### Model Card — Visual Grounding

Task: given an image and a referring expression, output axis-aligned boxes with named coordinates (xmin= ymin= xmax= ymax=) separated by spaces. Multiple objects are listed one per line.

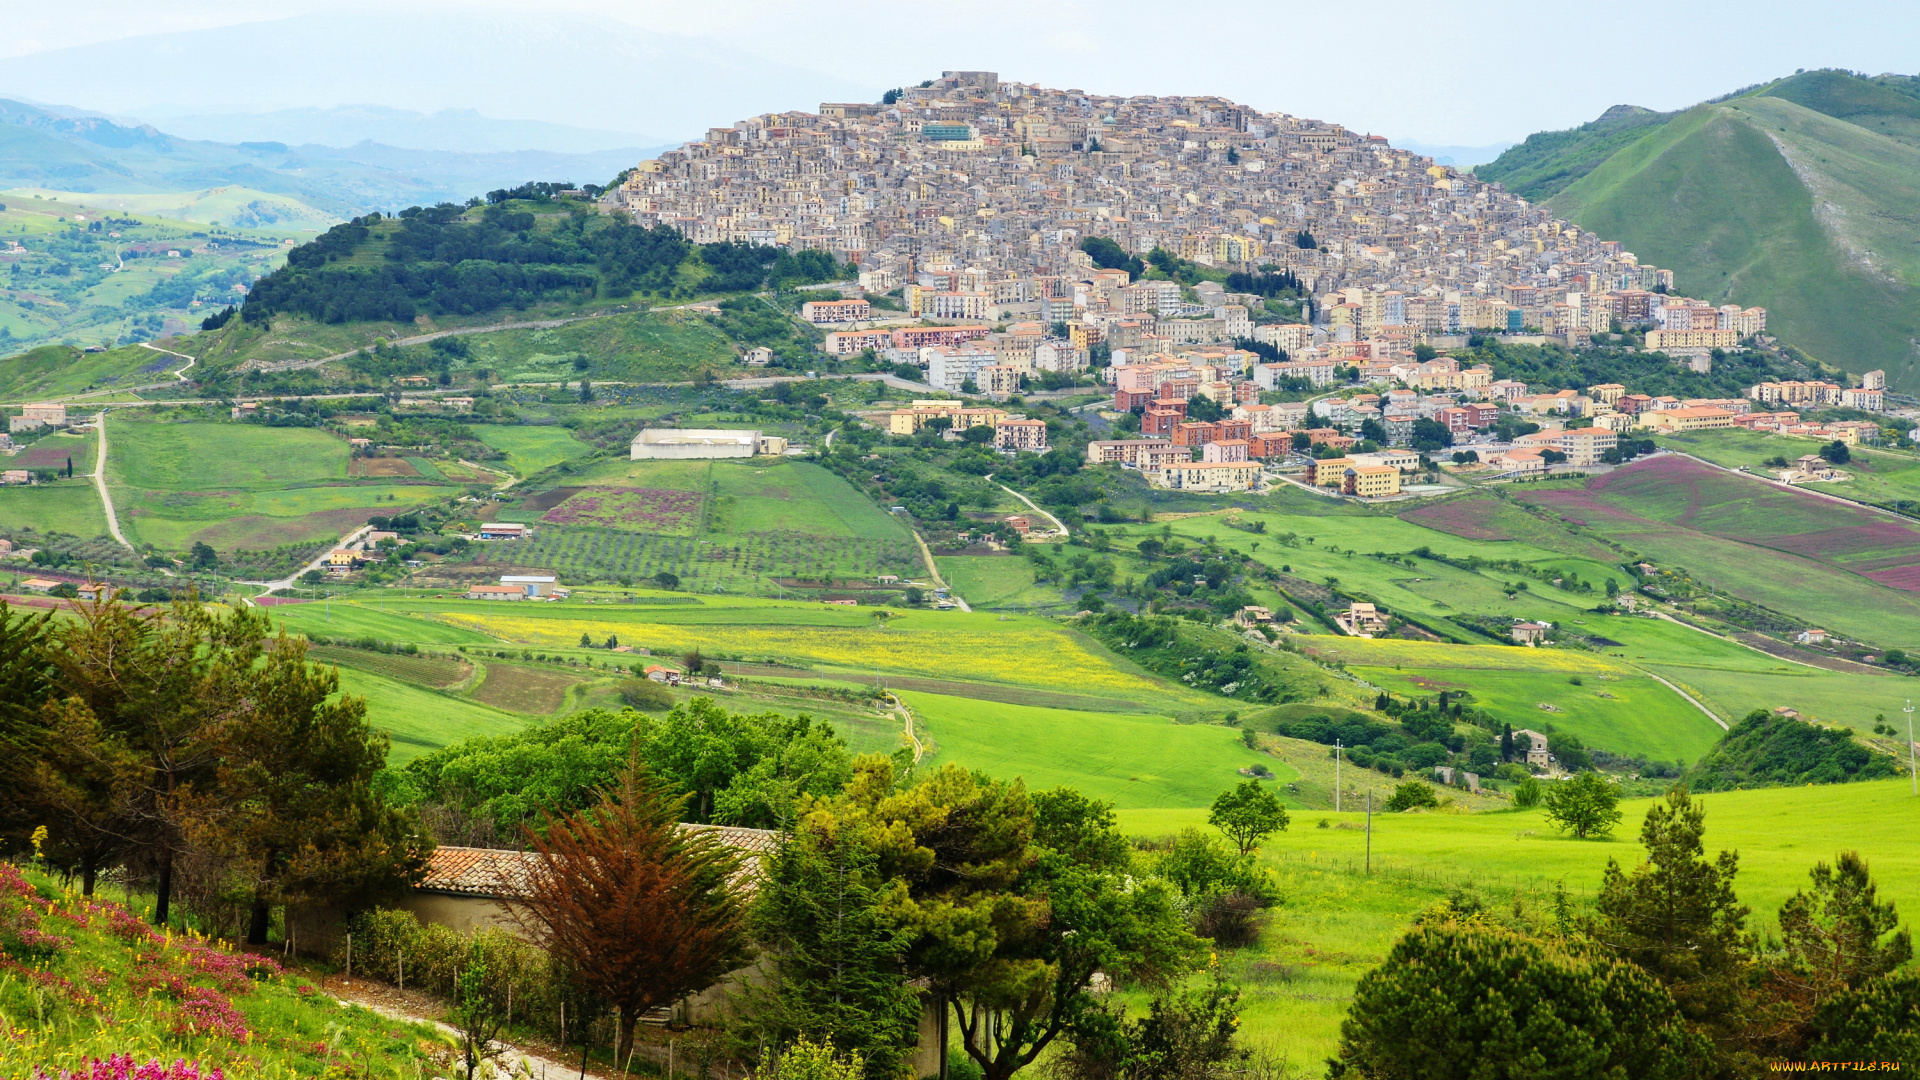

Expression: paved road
xmin=90 ymin=410 xmax=133 ymax=550
xmin=1642 ymin=670 xmax=1730 ymax=731
xmin=243 ymin=524 xmax=372 ymax=595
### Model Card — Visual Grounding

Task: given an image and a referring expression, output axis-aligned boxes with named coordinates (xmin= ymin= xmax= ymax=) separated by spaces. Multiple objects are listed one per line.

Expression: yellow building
xmin=1313 ymin=456 xmax=1357 ymax=486
xmin=1153 ymin=461 xmax=1262 ymax=492
xmin=1640 ymin=406 xmax=1735 ymax=433
xmin=1345 ymin=465 xmax=1401 ymax=497
xmin=1645 ymin=329 xmax=1741 ymax=350
xmin=887 ymin=401 xmax=1008 ymax=435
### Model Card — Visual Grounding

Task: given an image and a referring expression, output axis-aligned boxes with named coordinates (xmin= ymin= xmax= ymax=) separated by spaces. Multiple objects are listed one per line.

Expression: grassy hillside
xmin=0 ymin=192 xmax=291 ymax=357
xmin=1473 ymin=104 xmax=1673 ymax=198
xmin=1481 ymin=70 xmax=1920 ymax=389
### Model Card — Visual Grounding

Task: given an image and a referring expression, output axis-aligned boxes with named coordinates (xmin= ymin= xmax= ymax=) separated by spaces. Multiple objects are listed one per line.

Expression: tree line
xmin=0 ymin=597 xmax=424 ymax=941
xmin=240 ymin=201 xmax=852 ymax=326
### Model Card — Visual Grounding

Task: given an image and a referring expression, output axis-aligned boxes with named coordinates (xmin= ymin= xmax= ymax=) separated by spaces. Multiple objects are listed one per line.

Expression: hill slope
xmin=1479 ymin=71 xmax=1920 ymax=390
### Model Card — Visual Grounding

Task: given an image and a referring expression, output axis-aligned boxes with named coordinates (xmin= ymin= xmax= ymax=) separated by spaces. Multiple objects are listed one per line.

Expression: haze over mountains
xmin=1479 ymin=70 xmax=1920 ymax=390
xmin=0 ymin=12 xmax=871 ymax=149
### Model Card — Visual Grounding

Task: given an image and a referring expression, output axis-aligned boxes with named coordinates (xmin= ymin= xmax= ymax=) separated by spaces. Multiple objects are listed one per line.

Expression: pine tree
xmin=743 ymin=831 xmax=920 ymax=1078
xmin=1771 ymin=850 xmax=1913 ymax=1050
xmin=1592 ymin=787 xmax=1754 ymax=1060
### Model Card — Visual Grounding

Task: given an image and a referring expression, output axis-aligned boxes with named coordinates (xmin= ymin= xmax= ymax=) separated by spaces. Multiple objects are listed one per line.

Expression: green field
xmin=0 ymin=344 xmax=183 ymax=401
xmin=1659 ymin=429 xmax=1920 ymax=511
xmin=267 ymin=601 xmax=501 ymax=645
xmin=465 ymin=309 xmax=740 ymax=383
xmin=1519 ymin=457 xmax=1920 ymax=647
xmin=333 ymin=665 xmax=529 ymax=764
xmin=937 ymin=555 xmax=1065 ymax=609
xmin=907 ymin=691 xmax=1289 ymax=809
xmin=102 ymin=418 xmax=461 ymax=550
xmin=1160 ymin=507 xmax=1627 ymax=639
xmin=473 ymin=424 xmax=593 ymax=476
xmin=1120 ymin=778 xmax=1920 ymax=1064
xmin=0 ymin=480 xmax=107 ymax=538
xmin=1297 ymin=634 xmax=1727 ymax=763
xmin=110 ymin=419 xmax=348 ymax=489
xmin=708 ymin=459 xmax=910 ymax=540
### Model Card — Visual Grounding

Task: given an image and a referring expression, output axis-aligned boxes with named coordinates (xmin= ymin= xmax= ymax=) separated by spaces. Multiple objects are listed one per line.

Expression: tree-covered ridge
xmin=1687 ymin=709 xmax=1898 ymax=791
xmin=1465 ymin=339 xmax=1796 ymax=399
xmin=241 ymin=198 xmax=851 ymax=325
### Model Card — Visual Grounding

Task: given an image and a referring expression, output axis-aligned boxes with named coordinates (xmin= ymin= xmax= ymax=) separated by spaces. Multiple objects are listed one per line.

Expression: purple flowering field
xmin=541 ymin=486 xmax=706 ymax=534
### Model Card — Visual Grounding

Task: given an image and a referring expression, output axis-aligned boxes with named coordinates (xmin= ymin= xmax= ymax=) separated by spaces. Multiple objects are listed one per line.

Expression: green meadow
xmin=473 ymin=423 xmax=593 ymax=476
xmin=1120 ymin=779 xmax=1920 ymax=1065
xmin=1660 ymin=428 xmax=1920 ymax=510
xmin=0 ymin=481 xmax=108 ymax=539
xmin=708 ymin=459 xmax=910 ymax=540
xmin=333 ymin=665 xmax=529 ymax=764
xmin=906 ymin=691 xmax=1287 ymax=809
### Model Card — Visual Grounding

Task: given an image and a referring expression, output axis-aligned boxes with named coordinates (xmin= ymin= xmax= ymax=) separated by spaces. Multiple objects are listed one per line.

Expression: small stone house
xmin=1510 ymin=729 xmax=1552 ymax=769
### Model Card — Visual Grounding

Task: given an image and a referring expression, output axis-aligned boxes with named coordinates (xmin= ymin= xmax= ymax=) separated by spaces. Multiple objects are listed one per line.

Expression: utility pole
xmin=1365 ymin=789 xmax=1372 ymax=873
xmin=1335 ymin=739 xmax=1342 ymax=812
xmin=1907 ymin=699 xmax=1916 ymax=797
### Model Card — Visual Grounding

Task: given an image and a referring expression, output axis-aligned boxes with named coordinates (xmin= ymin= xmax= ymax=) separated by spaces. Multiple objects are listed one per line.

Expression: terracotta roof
xmin=418 ymin=824 xmax=781 ymax=899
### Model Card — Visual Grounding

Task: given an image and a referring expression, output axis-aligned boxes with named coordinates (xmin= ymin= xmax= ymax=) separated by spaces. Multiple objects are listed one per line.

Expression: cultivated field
xmin=332 ymin=665 xmax=529 ymax=764
xmin=1295 ymin=634 xmax=1726 ymax=762
xmin=1518 ymin=455 xmax=1920 ymax=644
xmin=906 ymin=691 xmax=1288 ymax=809
xmin=473 ymin=424 xmax=592 ymax=476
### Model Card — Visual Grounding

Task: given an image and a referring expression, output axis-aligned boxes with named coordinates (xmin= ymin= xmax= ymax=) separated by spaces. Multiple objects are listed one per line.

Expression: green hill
xmin=1478 ymin=70 xmax=1920 ymax=390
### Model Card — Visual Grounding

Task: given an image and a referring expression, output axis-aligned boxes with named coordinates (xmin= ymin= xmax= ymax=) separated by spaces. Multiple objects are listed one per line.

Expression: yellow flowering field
xmin=434 ymin=612 xmax=1164 ymax=695
xmin=1294 ymin=635 xmax=1634 ymax=676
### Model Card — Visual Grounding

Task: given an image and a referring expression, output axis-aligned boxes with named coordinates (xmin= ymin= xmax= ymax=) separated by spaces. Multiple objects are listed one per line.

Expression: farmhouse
xmin=9 ymin=403 xmax=66 ymax=434
xmin=1511 ymin=729 xmax=1552 ymax=769
xmin=1 ymin=470 xmax=29 ymax=485
xmin=1510 ymin=621 xmax=1552 ymax=646
xmin=464 ymin=585 xmax=526 ymax=601
xmin=1335 ymin=602 xmax=1389 ymax=638
xmin=477 ymin=522 xmax=530 ymax=540
xmin=19 ymin=578 xmax=62 ymax=593
xmin=629 ymin=428 xmax=788 ymax=460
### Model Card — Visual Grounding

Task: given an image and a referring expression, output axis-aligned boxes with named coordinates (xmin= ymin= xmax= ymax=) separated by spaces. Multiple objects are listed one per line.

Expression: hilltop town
xmin=592 ymin=70 xmax=1896 ymax=499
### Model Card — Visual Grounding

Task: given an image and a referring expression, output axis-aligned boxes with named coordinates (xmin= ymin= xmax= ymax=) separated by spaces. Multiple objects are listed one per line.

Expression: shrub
xmin=1512 ymin=777 xmax=1543 ymax=809
xmin=1383 ymin=781 xmax=1439 ymax=813
xmin=617 ymin=678 xmax=674 ymax=711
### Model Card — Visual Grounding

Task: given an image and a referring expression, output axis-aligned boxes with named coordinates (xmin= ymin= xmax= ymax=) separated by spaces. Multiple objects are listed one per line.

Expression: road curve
xmin=242 ymin=524 xmax=374 ymax=595
xmin=90 ymin=410 xmax=133 ymax=550
xmin=138 ymin=341 xmax=197 ymax=381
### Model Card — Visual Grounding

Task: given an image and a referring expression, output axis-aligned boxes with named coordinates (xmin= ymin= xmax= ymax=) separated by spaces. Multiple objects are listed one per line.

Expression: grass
xmin=334 ymin=665 xmax=528 ymax=764
xmin=1518 ymin=458 xmax=1920 ymax=646
xmin=472 ymin=424 xmax=592 ymax=476
xmin=102 ymin=418 xmax=460 ymax=550
xmin=269 ymin=601 xmax=501 ymax=645
xmin=905 ymin=691 xmax=1290 ymax=809
xmin=1158 ymin=509 xmax=1629 ymax=639
xmin=936 ymin=555 xmax=1065 ymax=609
xmin=1659 ymin=429 xmax=1920 ymax=512
xmin=1296 ymin=635 xmax=1727 ymax=762
xmin=305 ymin=644 xmax=472 ymax=688
xmin=0 ymin=343 xmax=182 ymax=401
xmin=1121 ymin=778 xmax=1920 ymax=1066
xmin=462 ymin=308 xmax=740 ymax=383
xmin=110 ymin=420 xmax=348 ymax=489
xmin=707 ymin=459 xmax=910 ymax=540
xmin=0 ymin=480 xmax=108 ymax=538
xmin=1551 ymin=93 xmax=1920 ymax=389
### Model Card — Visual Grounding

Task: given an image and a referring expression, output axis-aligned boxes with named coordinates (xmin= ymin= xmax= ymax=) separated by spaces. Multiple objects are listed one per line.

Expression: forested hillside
xmin=1477 ymin=70 xmax=1920 ymax=390
xmin=240 ymin=189 xmax=850 ymax=325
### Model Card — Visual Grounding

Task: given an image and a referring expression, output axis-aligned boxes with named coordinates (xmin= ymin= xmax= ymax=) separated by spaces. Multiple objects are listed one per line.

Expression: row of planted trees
xmin=0 ymin=596 xmax=425 ymax=939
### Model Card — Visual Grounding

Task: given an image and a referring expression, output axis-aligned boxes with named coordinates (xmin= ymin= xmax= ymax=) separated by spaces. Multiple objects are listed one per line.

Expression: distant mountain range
xmin=131 ymin=105 xmax=662 ymax=156
xmin=1478 ymin=70 xmax=1920 ymax=391
xmin=0 ymin=12 xmax=871 ymax=149
xmin=0 ymin=98 xmax=667 ymax=224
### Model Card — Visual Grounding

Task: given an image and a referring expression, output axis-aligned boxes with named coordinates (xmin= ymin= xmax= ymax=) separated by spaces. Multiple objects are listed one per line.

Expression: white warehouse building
xmin=630 ymin=428 xmax=789 ymax=460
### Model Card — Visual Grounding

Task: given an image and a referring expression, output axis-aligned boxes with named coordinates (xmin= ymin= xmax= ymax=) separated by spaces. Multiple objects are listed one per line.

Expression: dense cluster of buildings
xmin=607 ymin=70 xmax=1894 ymax=497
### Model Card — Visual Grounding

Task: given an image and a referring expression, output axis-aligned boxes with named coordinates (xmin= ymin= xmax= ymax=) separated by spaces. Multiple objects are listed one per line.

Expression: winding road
xmin=90 ymin=410 xmax=133 ymax=551
xmin=138 ymin=341 xmax=196 ymax=381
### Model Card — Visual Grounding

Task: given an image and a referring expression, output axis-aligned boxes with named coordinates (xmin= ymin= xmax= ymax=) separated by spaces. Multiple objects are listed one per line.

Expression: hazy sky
xmin=6 ymin=0 xmax=1918 ymax=145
